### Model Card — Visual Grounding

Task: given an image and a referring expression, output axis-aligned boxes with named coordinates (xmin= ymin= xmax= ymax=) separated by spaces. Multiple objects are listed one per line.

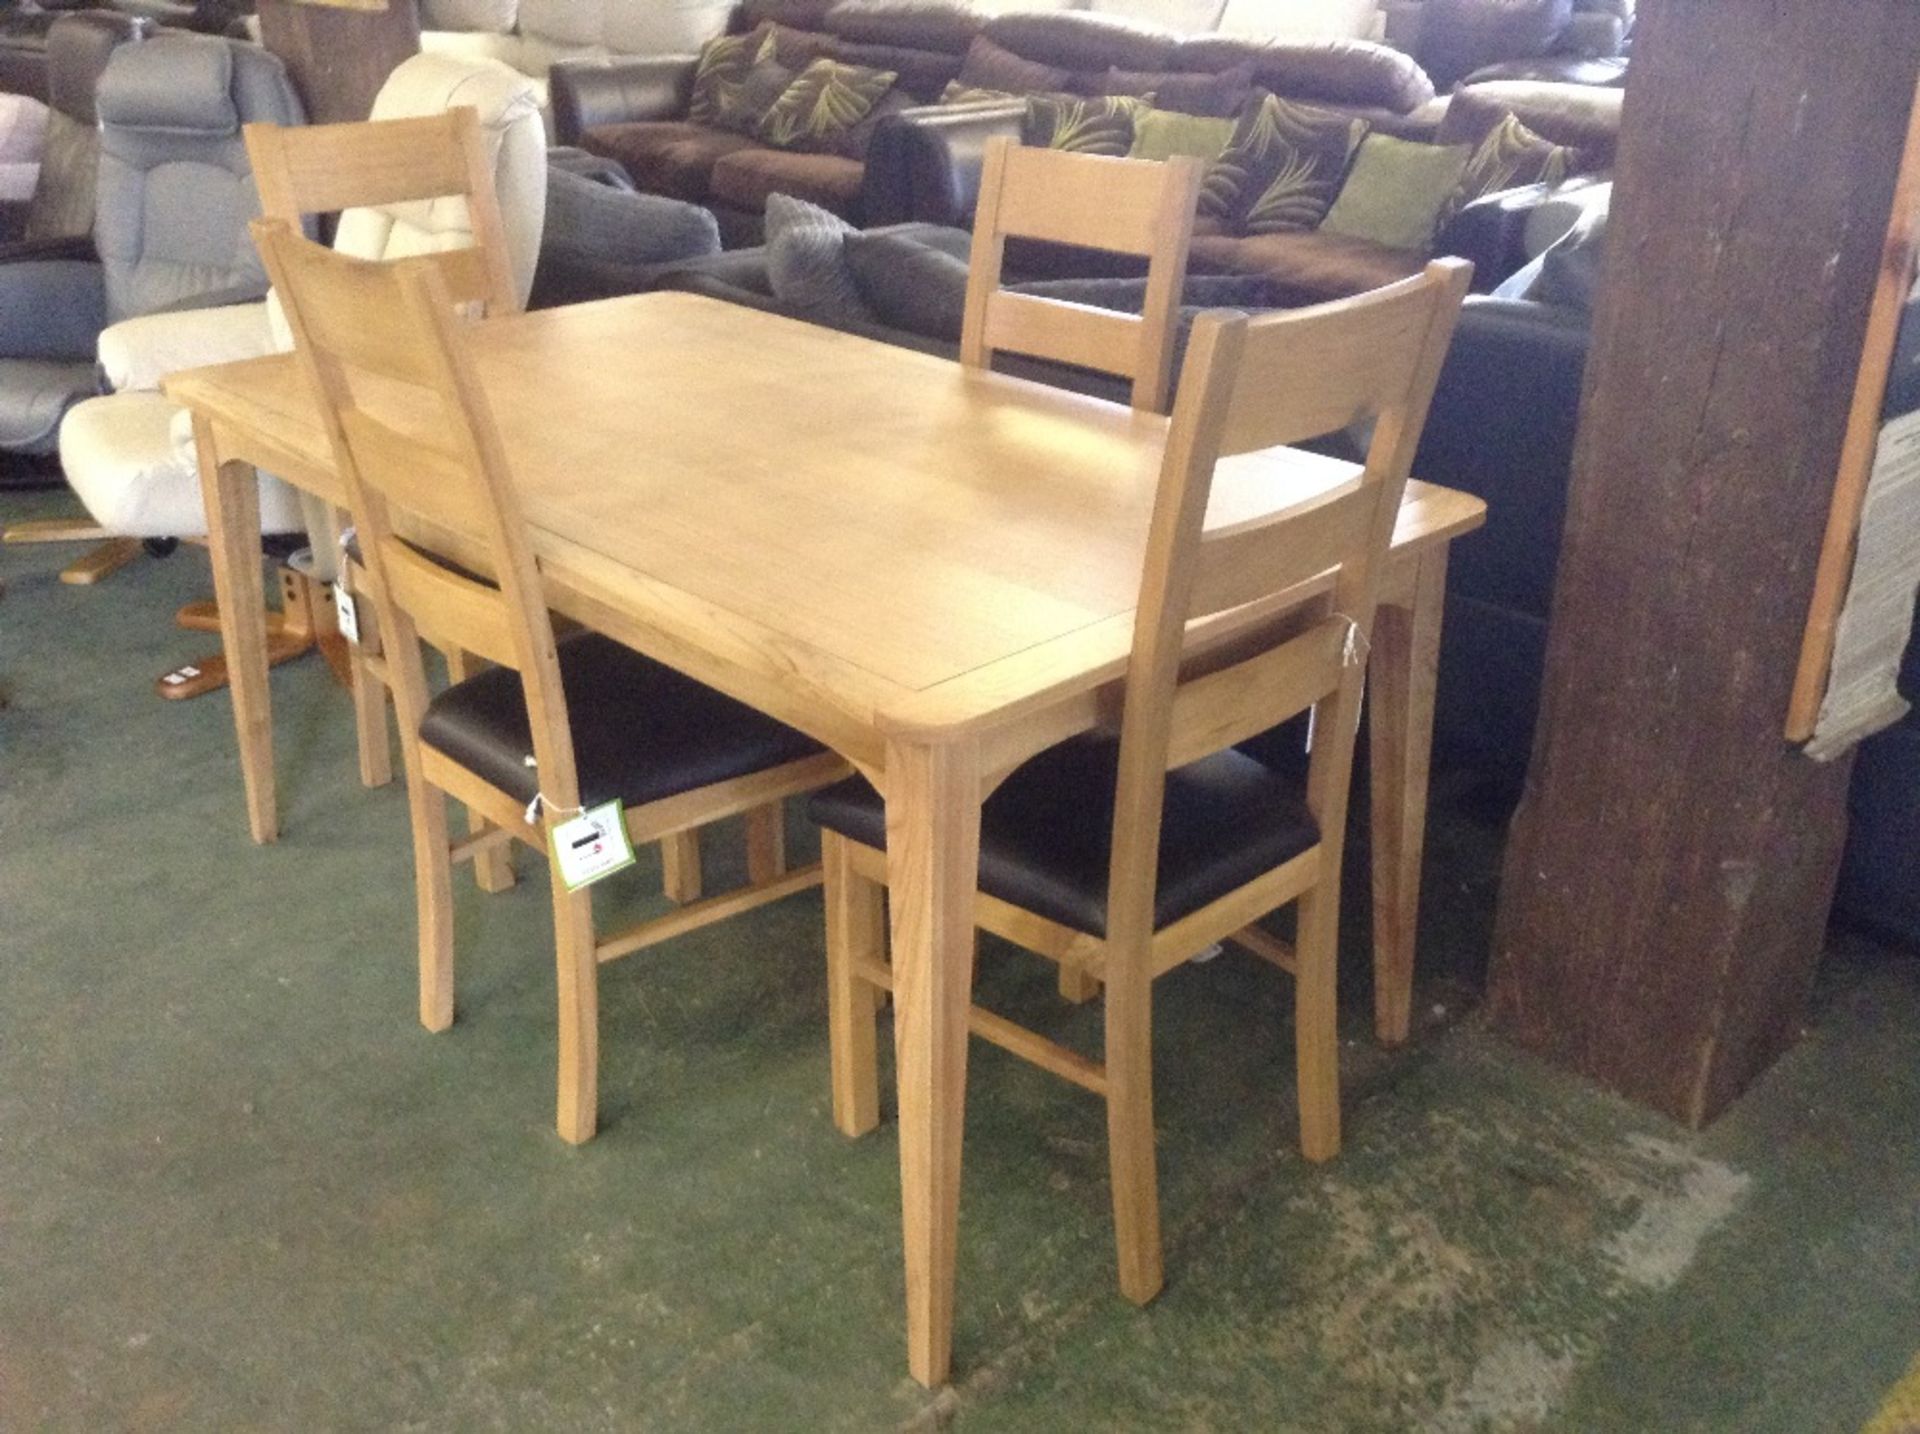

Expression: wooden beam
xmin=255 ymin=0 xmax=419 ymax=126
xmin=1488 ymin=0 xmax=1920 ymax=1126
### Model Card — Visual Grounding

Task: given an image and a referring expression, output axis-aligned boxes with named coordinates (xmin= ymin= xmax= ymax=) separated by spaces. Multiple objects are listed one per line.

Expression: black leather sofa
xmin=1413 ymin=283 xmax=1920 ymax=950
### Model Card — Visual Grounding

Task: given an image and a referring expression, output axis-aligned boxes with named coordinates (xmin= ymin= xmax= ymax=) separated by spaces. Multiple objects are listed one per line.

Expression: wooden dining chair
xmin=254 ymin=218 xmax=851 ymax=1144
xmin=244 ymin=107 xmax=525 ymax=891
xmin=244 ymin=107 xmax=734 ymax=906
xmin=960 ymin=136 xmax=1204 ymax=414
xmin=812 ymin=258 xmax=1472 ymax=1304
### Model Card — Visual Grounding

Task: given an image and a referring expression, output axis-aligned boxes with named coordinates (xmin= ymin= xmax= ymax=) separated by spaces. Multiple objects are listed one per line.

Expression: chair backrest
xmin=253 ymin=218 xmax=584 ymax=812
xmin=1103 ymin=258 xmax=1472 ymax=944
xmin=960 ymin=137 xmax=1203 ymax=414
xmin=24 ymin=11 xmax=146 ymax=244
xmin=92 ymin=33 xmax=305 ymax=323
xmin=245 ymin=99 xmax=524 ymax=323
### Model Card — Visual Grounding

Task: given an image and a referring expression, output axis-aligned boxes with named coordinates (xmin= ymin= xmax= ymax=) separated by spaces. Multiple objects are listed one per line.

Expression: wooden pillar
xmin=1487 ymin=0 xmax=1920 ymax=1126
xmin=255 ymin=0 xmax=420 ymax=125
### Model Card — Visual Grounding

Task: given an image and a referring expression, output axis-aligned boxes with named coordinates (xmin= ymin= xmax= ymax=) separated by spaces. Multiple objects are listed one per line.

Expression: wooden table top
xmin=167 ymin=292 xmax=1484 ymax=744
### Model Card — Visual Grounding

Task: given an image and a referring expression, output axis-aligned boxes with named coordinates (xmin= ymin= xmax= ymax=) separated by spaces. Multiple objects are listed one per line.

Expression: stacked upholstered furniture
xmin=1380 ymin=0 xmax=1633 ymax=90
xmin=554 ymin=0 xmax=1444 ymax=245
xmin=420 ymin=0 xmax=735 ymax=115
xmin=1409 ymin=186 xmax=1920 ymax=951
xmin=871 ymin=68 xmax=1618 ymax=302
xmin=58 ymin=50 xmax=549 ymax=550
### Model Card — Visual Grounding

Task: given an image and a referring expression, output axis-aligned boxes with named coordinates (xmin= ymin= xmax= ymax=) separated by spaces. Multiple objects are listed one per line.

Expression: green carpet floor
xmin=4 ymin=485 xmax=1918 ymax=1431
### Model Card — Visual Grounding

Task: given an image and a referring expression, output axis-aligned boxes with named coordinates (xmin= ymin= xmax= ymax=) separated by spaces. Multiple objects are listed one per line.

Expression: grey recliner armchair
xmin=0 ymin=10 xmax=145 ymax=469
xmin=0 ymin=30 xmax=305 ymax=576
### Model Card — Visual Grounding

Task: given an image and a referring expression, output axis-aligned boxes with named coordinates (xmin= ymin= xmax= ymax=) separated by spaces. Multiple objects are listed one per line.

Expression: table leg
xmin=194 ymin=418 xmax=277 ymax=844
xmin=1367 ymin=545 xmax=1447 ymax=1046
xmin=885 ymin=735 xmax=981 ymax=1389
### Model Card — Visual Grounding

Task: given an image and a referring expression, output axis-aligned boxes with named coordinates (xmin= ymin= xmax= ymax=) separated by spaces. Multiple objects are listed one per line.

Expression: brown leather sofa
xmin=872 ymin=73 xmax=1618 ymax=303
xmin=552 ymin=0 xmax=1437 ymax=245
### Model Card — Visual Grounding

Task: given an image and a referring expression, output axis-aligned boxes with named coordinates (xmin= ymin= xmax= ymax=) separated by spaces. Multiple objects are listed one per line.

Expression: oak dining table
xmin=164 ymin=290 xmax=1484 ymax=1387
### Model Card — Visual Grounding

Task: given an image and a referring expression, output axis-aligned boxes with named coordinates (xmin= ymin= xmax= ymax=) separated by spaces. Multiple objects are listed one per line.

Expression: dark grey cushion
xmin=0 ymin=257 xmax=105 ymax=361
xmin=845 ymin=228 xmax=971 ymax=340
xmin=1495 ymin=196 xmax=1608 ymax=313
xmin=542 ymin=166 xmax=721 ymax=268
xmin=763 ymin=192 xmax=875 ymax=325
xmin=0 ymin=358 xmax=98 ymax=453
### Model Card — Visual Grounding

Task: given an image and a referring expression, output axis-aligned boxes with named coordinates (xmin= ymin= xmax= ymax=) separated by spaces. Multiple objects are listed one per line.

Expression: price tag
xmin=332 ymin=581 xmax=361 ymax=646
xmin=551 ymin=800 xmax=635 ymax=891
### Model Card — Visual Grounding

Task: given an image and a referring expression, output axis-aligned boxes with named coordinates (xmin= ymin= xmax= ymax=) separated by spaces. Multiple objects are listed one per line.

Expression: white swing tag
xmin=551 ymin=800 xmax=635 ymax=891
xmin=332 ymin=581 xmax=361 ymax=646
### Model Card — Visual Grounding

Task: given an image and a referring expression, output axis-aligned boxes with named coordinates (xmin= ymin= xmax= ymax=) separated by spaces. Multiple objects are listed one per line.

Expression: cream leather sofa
xmin=58 ymin=52 xmax=547 ymax=548
xmin=967 ymin=0 xmax=1381 ymax=39
xmin=421 ymin=0 xmax=736 ymax=117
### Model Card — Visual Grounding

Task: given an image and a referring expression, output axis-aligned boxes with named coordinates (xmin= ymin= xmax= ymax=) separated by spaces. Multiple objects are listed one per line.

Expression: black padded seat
xmin=809 ymin=735 xmax=1320 ymax=939
xmin=420 ymin=631 xmax=824 ymax=810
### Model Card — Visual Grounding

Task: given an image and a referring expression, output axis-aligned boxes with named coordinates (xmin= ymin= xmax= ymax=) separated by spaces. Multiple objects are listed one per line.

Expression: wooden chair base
xmin=156 ymin=566 xmax=349 ymax=702
xmin=1 ymin=520 xmax=143 ymax=586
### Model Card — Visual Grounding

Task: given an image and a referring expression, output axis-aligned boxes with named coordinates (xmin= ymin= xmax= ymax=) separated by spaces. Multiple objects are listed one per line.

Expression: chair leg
xmin=349 ymin=643 xmax=392 ymax=789
xmin=1104 ymin=941 xmax=1163 ymax=1305
xmin=661 ymin=830 xmax=703 ymax=904
xmin=746 ymin=801 xmax=786 ymax=883
xmin=1293 ymin=884 xmax=1343 ymax=1163
xmin=405 ymin=774 xmax=456 ymax=1034
xmin=549 ymin=865 xmax=600 ymax=1145
xmin=442 ymin=646 xmax=515 ymax=893
xmin=823 ymin=834 xmax=884 ymax=1137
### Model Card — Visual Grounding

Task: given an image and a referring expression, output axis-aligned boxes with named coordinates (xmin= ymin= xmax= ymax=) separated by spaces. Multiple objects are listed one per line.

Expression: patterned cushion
xmin=762 ymin=192 xmax=875 ymax=324
xmin=688 ymin=25 xmax=768 ymax=125
xmin=1021 ymin=93 xmax=1149 ymax=157
xmin=1201 ymin=91 xmax=1368 ymax=237
xmin=758 ymin=58 xmax=898 ymax=150
xmin=1452 ymin=112 xmax=1575 ymax=210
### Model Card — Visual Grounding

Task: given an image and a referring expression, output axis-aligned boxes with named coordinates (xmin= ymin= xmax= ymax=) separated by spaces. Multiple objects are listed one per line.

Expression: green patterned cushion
xmin=1321 ymin=135 xmax=1473 ymax=253
xmin=1452 ymin=111 xmax=1575 ymax=209
xmin=1021 ymin=94 xmax=1150 ymax=158
xmin=1201 ymin=92 xmax=1369 ymax=236
xmin=709 ymin=31 xmax=797 ymax=135
xmin=688 ymin=26 xmax=767 ymax=126
xmin=759 ymin=59 xmax=898 ymax=150
xmin=1129 ymin=109 xmax=1235 ymax=165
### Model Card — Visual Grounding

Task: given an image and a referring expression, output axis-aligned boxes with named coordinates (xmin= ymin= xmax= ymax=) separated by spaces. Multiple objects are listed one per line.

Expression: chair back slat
xmin=254 ymin=217 xmax=582 ymax=808
xmin=989 ymin=143 xmax=1181 ymax=255
xmin=245 ymin=107 xmax=519 ymax=316
xmin=1162 ymin=616 xmax=1348 ymax=771
xmin=1214 ymin=271 xmax=1447 ymax=457
xmin=983 ymin=293 xmax=1149 ymax=384
xmin=961 ymin=138 xmax=1202 ymax=412
xmin=252 ymin=111 xmax=474 ymax=218
xmin=336 ymin=406 xmax=488 ymax=538
xmin=1186 ymin=479 xmax=1376 ymax=621
xmin=376 ymin=537 xmax=521 ymax=669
